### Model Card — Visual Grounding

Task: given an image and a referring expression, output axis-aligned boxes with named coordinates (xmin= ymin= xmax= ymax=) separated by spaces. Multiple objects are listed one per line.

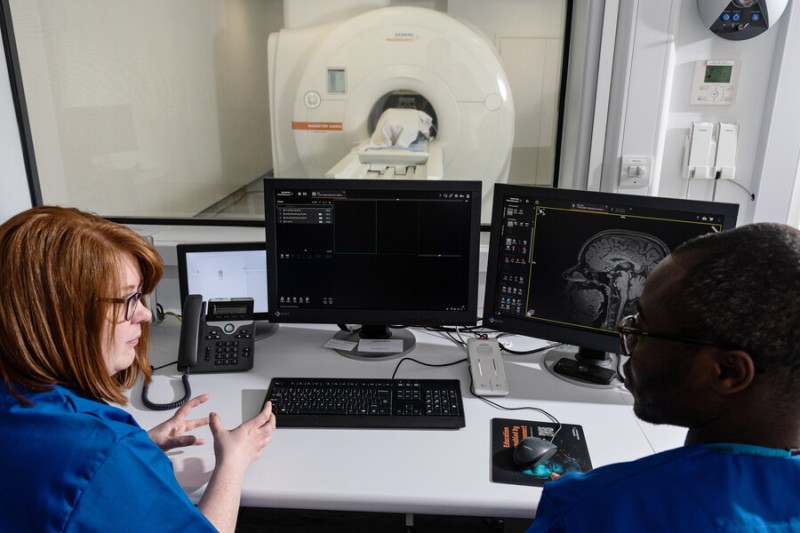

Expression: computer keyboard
xmin=264 ymin=377 xmax=465 ymax=429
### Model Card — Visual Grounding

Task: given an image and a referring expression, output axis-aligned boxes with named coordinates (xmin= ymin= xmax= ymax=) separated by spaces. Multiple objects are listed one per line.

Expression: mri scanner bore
xmin=268 ymin=6 xmax=515 ymax=223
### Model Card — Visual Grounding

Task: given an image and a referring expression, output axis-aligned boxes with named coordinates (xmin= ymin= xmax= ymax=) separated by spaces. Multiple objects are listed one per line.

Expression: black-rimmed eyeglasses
xmin=100 ymin=291 xmax=143 ymax=321
xmin=616 ymin=314 xmax=765 ymax=373
xmin=616 ymin=313 xmax=734 ymax=357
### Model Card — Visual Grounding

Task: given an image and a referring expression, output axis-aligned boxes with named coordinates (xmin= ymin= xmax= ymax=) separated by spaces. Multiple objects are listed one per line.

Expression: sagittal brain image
xmin=561 ymin=230 xmax=669 ymax=329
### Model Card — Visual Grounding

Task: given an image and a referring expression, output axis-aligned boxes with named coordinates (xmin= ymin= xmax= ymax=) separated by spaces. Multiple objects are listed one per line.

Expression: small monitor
xmin=177 ymin=242 xmax=277 ymax=337
xmin=264 ymin=178 xmax=482 ymax=358
xmin=483 ymin=184 xmax=739 ymax=387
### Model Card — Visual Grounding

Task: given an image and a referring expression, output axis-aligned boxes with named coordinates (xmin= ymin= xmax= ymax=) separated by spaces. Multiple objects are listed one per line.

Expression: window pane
xmin=8 ymin=0 xmax=567 ymax=223
xmin=9 ymin=0 xmax=278 ymax=219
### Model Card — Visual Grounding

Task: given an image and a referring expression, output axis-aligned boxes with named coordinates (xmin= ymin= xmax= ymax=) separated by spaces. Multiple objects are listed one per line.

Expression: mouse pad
xmin=491 ymin=418 xmax=592 ymax=487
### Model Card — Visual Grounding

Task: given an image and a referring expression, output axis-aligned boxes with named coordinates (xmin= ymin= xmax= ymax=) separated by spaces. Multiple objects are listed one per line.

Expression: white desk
xmin=123 ymin=322 xmax=685 ymax=519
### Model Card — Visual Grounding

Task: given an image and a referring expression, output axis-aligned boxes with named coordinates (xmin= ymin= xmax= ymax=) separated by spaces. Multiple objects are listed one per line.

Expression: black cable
xmin=390 ymin=349 xmax=563 ymax=443
xmin=141 ymin=363 xmax=192 ymax=411
xmin=500 ymin=341 xmax=563 ymax=356
xmin=466 ymin=358 xmax=562 ymax=442
xmin=151 ymin=360 xmax=179 ymax=371
xmin=423 ymin=323 xmax=486 ymax=334
xmin=713 ymin=170 xmax=756 ymax=201
xmin=391 ymin=356 xmax=468 ymax=380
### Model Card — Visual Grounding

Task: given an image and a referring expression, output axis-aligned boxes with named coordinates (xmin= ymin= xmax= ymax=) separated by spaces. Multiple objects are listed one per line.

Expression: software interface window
xmin=494 ymin=195 xmax=728 ymax=336
xmin=270 ymin=183 xmax=477 ymax=319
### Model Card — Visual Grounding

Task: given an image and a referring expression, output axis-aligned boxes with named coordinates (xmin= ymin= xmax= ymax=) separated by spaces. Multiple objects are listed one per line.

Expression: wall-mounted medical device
xmin=683 ymin=121 xmax=739 ymax=180
xmin=697 ymin=0 xmax=789 ymax=40
xmin=691 ymin=59 xmax=740 ymax=105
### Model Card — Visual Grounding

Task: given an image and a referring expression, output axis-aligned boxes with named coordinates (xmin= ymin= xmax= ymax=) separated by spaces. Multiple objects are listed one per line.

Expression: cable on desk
xmin=418 ymin=326 xmax=468 ymax=348
xmin=162 ymin=310 xmax=182 ymax=322
xmin=424 ymin=321 xmax=487 ymax=333
xmin=427 ymin=325 xmax=563 ymax=356
xmin=151 ymin=360 xmax=179 ymax=372
xmin=141 ymin=364 xmax=192 ymax=411
xmin=422 ymin=323 xmax=489 ymax=342
xmin=499 ymin=340 xmax=564 ymax=356
xmin=391 ymin=356 xmax=468 ymax=380
xmin=466 ymin=364 xmax=562 ymax=443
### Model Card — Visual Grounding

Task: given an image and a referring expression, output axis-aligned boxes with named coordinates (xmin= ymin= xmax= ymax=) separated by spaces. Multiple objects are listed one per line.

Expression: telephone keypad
xmin=203 ymin=326 xmax=253 ymax=366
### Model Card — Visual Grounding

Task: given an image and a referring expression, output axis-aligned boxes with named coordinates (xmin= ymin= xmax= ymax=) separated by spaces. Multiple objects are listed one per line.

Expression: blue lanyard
xmin=707 ymin=443 xmax=799 ymax=458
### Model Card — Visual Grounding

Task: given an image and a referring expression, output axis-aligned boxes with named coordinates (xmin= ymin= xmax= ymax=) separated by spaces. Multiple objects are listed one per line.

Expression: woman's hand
xmin=209 ymin=401 xmax=276 ymax=473
xmin=198 ymin=402 xmax=276 ymax=533
xmin=147 ymin=394 xmax=210 ymax=451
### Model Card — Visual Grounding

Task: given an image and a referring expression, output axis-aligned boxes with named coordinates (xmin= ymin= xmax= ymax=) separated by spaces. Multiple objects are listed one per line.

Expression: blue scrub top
xmin=0 ymin=382 xmax=217 ymax=532
xmin=526 ymin=443 xmax=800 ymax=532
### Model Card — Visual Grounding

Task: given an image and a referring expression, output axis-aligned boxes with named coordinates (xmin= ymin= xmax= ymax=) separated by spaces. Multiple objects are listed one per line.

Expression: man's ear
xmin=708 ymin=349 xmax=756 ymax=394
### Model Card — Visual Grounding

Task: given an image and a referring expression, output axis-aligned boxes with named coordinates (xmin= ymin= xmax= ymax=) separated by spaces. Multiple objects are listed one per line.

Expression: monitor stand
xmin=542 ymin=346 xmax=624 ymax=389
xmin=331 ymin=325 xmax=416 ymax=360
xmin=254 ymin=321 xmax=279 ymax=341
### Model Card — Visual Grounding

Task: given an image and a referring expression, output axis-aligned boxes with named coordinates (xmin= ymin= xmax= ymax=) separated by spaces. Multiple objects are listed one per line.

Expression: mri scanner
xmin=267 ymin=6 xmax=515 ymax=222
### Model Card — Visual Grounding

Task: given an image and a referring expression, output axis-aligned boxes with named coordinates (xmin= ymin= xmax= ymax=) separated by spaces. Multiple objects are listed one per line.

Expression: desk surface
xmin=123 ymin=321 xmax=685 ymax=519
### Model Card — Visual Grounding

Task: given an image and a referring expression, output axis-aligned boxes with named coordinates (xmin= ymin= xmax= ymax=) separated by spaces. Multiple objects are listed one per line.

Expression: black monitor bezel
xmin=176 ymin=241 xmax=269 ymax=322
xmin=264 ymin=177 xmax=482 ymax=328
xmin=482 ymin=183 xmax=740 ymax=355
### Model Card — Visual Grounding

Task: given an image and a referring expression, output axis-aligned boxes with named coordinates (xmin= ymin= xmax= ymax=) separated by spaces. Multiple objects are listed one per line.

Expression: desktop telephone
xmin=142 ymin=295 xmax=255 ymax=410
xmin=177 ymin=294 xmax=256 ymax=373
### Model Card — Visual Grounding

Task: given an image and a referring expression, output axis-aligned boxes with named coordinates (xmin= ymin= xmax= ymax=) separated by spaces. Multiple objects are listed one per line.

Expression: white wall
xmin=750 ymin=1 xmax=800 ymax=225
xmin=606 ymin=0 xmax=800 ymax=227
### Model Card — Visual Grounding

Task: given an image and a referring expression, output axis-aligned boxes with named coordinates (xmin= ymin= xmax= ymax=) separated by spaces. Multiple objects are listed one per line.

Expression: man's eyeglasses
xmin=101 ymin=291 xmax=143 ymax=321
xmin=616 ymin=314 xmax=765 ymax=373
xmin=616 ymin=313 xmax=734 ymax=357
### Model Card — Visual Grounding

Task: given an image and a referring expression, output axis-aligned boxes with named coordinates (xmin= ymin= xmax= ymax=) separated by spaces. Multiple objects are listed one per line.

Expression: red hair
xmin=0 ymin=206 xmax=163 ymax=405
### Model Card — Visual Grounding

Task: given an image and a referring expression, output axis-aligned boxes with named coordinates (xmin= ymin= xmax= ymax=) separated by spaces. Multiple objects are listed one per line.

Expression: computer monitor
xmin=264 ymin=178 xmax=482 ymax=358
xmin=483 ymin=183 xmax=739 ymax=387
xmin=176 ymin=241 xmax=278 ymax=338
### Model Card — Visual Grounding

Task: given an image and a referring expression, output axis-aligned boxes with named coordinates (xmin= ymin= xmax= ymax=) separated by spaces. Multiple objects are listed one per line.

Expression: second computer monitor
xmin=177 ymin=241 xmax=277 ymax=337
xmin=264 ymin=178 xmax=482 ymax=358
xmin=483 ymin=183 xmax=739 ymax=384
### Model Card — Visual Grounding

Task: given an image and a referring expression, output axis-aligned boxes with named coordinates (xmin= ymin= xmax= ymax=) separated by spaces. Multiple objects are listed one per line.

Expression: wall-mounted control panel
xmin=691 ymin=59 xmax=740 ymax=106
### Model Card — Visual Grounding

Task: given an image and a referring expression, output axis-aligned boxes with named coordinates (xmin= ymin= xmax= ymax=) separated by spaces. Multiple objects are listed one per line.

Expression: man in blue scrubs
xmin=528 ymin=222 xmax=800 ymax=532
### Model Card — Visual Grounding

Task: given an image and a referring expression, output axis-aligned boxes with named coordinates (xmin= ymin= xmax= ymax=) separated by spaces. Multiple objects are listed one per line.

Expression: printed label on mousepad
xmin=491 ymin=418 xmax=592 ymax=487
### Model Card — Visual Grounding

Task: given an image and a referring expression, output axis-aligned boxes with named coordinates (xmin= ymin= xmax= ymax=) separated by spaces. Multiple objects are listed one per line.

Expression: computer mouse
xmin=513 ymin=437 xmax=558 ymax=469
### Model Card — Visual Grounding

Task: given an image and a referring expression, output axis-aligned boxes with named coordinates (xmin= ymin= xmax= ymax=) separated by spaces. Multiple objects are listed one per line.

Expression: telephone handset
xmin=141 ymin=294 xmax=256 ymax=410
xmin=176 ymin=293 xmax=204 ymax=372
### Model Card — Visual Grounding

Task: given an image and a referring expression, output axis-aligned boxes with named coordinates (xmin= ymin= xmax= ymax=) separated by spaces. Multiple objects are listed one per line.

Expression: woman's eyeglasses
xmin=100 ymin=291 xmax=143 ymax=321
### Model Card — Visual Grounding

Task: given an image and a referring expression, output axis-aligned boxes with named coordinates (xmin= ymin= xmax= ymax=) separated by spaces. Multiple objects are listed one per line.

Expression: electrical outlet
xmin=620 ymin=155 xmax=652 ymax=187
